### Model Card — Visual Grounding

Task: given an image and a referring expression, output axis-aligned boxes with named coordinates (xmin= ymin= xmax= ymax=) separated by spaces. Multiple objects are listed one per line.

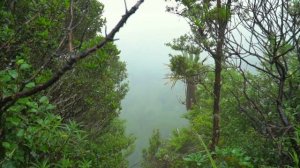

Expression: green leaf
xmin=0 ymin=73 xmax=11 ymax=82
xmin=20 ymin=63 xmax=31 ymax=70
xmin=16 ymin=59 xmax=25 ymax=65
xmin=197 ymin=134 xmax=217 ymax=168
xmin=25 ymin=82 xmax=35 ymax=88
xmin=7 ymin=116 xmax=21 ymax=126
xmin=46 ymin=104 xmax=56 ymax=110
xmin=2 ymin=142 xmax=11 ymax=149
xmin=28 ymin=108 xmax=38 ymax=113
xmin=25 ymin=101 xmax=38 ymax=108
xmin=39 ymin=96 xmax=49 ymax=103
xmin=8 ymin=70 xmax=18 ymax=79
xmin=17 ymin=129 xmax=25 ymax=137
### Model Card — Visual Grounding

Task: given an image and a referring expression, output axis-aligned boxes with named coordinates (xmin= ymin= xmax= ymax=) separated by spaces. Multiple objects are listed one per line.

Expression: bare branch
xmin=124 ymin=0 xmax=128 ymax=13
xmin=68 ymin=0 xmax=75 ymax=52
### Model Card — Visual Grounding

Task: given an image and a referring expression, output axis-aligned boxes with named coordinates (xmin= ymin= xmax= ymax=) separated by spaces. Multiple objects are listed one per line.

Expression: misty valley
xmin=1 ymin=0 xmax=300 ymax=168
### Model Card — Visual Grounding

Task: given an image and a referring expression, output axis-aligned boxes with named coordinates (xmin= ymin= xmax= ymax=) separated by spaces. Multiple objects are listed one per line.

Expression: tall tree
xmin=166 ymin=0 xmax=232 ymax=150
xmin=166 ymin=35 xmax=208 ymax=110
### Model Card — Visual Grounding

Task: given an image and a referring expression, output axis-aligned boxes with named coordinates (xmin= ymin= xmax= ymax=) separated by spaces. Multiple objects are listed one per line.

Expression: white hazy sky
xmin=101 ymin=0 xmax=189 ymax=74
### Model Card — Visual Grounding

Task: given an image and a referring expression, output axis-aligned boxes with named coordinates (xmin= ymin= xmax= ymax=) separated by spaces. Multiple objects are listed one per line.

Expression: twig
xmin=124 ymin=0 xmax=128 ymax=13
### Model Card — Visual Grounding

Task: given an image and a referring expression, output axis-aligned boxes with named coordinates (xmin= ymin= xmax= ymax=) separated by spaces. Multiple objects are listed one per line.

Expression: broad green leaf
xmin=2 ymin=142 xmax=11 ymax=149
xmin=39 ymin=96 xmax=49 ymax=103
xmin=0 ymin=73 xmax=11 ymax=82
xmin=25 ymin=82 xmax=35 ymax=88
xmin=20 ymin=63 xmax=31 ymax=70
xmin=17 ymin=129 xmax=25 ymax=137
xmin=7 ymin=116 xmax=21 ymax=126
xmin=8 ymin=70 xmax=18 ymax=79
xmin=28 ymin=108 xmax=38 ymax=113
xmin=16 ymin=59 xmax=25 ymax=65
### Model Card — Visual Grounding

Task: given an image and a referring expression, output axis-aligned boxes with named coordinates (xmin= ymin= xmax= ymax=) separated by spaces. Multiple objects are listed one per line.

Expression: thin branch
xmin=124 ymin=0 xmax=128 ymax=13
xmin=68 ymin=0 xmax=75 ymax=52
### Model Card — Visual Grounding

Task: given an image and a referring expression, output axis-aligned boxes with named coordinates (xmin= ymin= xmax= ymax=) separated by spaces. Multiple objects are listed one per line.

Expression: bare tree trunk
xmin=186 ymin=78 xmax=197 ymax=110
xmin=211 ymin=54 xmax=222 ymax=151
xmin=210 ymin=0 xmax=231 ymax=151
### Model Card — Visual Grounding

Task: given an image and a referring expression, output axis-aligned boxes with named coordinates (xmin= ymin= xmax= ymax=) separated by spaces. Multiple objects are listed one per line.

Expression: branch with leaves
xmin=0 ymin=0 xmax=144 ymax=112
xmin=226 ymin=0 xmax=300 ymax=160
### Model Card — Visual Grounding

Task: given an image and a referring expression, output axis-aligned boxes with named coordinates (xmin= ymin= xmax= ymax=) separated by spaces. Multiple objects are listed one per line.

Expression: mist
xmin=102 ymin=0 xmax=190 ymax=166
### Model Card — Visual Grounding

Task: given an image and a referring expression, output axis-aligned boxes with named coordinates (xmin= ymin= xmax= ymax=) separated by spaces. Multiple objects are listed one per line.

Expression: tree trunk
xmin=186 ymin=78 xmax=197 ymax=110
xmin=275 ymin=62 xmax=300 ymax=161
xmin=210 ymin=0 xmax=231 ymax=151
xmin=211 ymin=56 xmax=222 ymax=151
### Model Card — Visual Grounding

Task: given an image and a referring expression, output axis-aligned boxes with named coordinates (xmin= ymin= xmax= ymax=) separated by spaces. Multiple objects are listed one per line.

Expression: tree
xmin=142 ymin=0 xmax=300 ymax=167
xmin=0 ymin=0 xmax=144 ymax=113
xmin=0 ymin=0 xmax=144 ymax=166
xmin=142 ymin=129 xmax=166 ymax=168
xmin=49 ymin=37 xmax=128 ymax=133
xmin=166 ymin=35 xmax=208 ymax=110
xmin=226 ymin=0 xmax=300 ymax=164
xmin=142 ymin=69 xmax=260 ymax=167
xmin=166 ymin=0 xmax=232 ymax=150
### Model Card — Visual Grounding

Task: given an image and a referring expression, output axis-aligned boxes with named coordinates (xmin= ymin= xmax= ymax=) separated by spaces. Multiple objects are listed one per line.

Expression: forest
xmin=0 ymin=0 xmax=300 ymax=168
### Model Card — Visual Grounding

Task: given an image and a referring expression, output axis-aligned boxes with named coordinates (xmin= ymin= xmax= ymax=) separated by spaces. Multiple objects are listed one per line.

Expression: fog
xmin=102 ymin=0 xmax=190 ymax=166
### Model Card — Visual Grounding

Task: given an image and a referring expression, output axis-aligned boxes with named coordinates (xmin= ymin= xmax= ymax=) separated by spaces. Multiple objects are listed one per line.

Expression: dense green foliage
xmin=1 ymin=0 xmax=299 ymax=167
xmin=143 ymin=0 xmax=300 ymax=167
xmin=143 ymin=67 xmax=300 ymax=167
xmin=0 ymin=0 xmax=134 ymax=167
